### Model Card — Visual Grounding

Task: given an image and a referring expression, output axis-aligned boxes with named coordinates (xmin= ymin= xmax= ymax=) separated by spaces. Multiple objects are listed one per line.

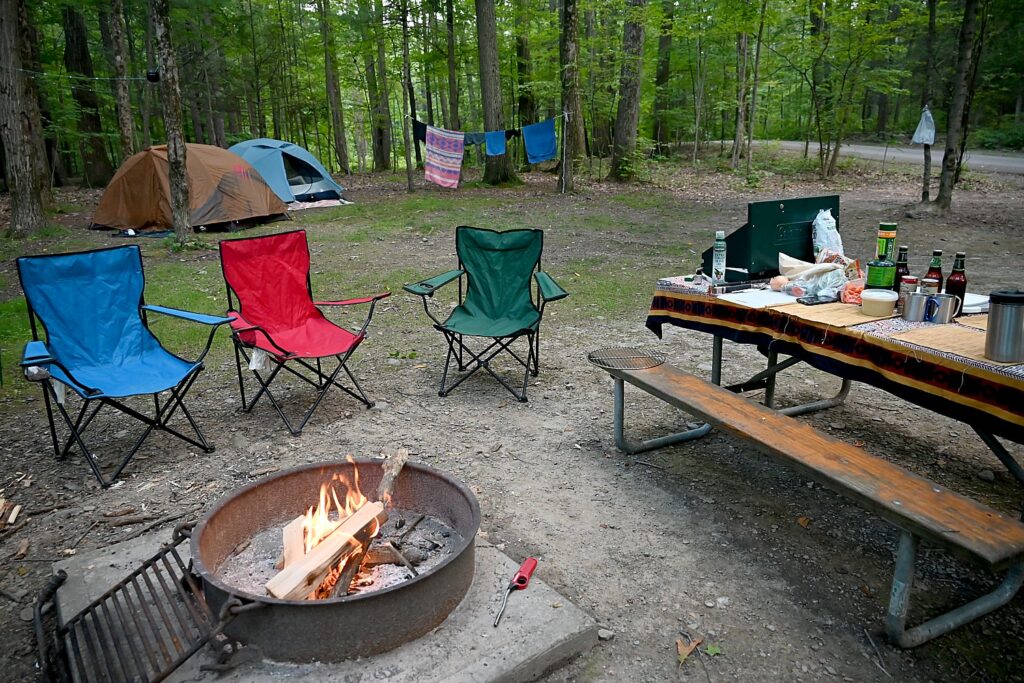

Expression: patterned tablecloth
xmin=646 ymin=287 xmax=1024 ymax=444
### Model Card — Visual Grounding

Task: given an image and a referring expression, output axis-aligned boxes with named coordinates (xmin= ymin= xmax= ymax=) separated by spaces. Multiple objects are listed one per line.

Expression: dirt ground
xmin=1 ymin=159 xmax=1023 ymax=682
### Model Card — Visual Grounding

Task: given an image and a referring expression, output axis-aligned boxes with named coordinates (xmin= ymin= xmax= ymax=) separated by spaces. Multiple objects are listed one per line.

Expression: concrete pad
xmin=53 ymin=533 xmax=597 ymax=683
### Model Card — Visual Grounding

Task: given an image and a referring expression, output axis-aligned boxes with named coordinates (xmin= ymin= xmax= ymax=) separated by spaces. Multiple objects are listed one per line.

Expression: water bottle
xmin=712 ymin=230 xmax=727 ymax=283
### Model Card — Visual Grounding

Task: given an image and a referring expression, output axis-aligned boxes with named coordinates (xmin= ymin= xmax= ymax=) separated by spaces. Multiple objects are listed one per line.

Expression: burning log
xmin=266 ymin=501 xmax=386 ymax=600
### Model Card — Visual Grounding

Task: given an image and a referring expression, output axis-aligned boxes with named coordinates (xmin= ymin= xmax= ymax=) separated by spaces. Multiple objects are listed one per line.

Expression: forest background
xmin=0 ymin=0 xmax=1022 ymax=238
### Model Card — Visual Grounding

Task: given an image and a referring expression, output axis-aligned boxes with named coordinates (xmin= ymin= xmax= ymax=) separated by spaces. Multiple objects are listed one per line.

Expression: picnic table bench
xmin=601 ymin=360 xmax=1024 ymax=647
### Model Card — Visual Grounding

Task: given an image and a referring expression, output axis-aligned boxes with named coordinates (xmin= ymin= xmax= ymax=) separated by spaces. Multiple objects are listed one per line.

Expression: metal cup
xmin=924 ymin=293 xmax=962 ymax=324
xmin=902 ymin=292 xmax=930 ymax=322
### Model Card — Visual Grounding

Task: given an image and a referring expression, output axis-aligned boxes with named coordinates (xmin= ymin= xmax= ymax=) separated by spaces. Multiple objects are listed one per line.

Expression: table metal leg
xmin=613 ymin=378 xmax=711 ymax=454
xmin=711 ymin=336 xmax=723 ymax=386
xmin=764 ymin=350 xmax=779 ymax=408
xmin=973 ymin=427 xmax=1024 ymax=494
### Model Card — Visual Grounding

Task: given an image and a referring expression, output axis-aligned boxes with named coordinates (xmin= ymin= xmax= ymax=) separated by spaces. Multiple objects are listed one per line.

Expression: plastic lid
xmin=715 ymin=230 xmax=725 ymax=239
xmin=990 ymin=290 xmax=1024 ymax=305
xmin=861 ymin=289 xmax=898 ymax=301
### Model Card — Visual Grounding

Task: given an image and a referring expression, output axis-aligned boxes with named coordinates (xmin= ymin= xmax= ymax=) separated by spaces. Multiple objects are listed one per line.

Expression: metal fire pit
xmin=189 ymin=459 xmax=480 ymax=662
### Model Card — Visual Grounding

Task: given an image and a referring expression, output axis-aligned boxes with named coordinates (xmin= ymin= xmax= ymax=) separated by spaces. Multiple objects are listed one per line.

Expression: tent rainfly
xmin=227 ymin=138 xmax=345 ymax=203
xmin=91 ymin=144 xmax=288 ymax=231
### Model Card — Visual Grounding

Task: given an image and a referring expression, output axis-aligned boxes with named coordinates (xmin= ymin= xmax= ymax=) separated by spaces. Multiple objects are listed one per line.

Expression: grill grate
xmin=587 ymin=347 xmax=666 ymax=370
xmin=53 ymin=533 xmax=219 ymax=683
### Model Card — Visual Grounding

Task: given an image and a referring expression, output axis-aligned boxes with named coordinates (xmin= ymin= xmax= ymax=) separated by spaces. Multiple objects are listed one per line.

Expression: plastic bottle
xmin=712 ymin=230 xmax=727 ymax=283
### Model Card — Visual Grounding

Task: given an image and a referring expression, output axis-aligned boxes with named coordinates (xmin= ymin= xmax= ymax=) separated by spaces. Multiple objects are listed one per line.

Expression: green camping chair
xmin=404 ymin=226 xmax=567 ymax=402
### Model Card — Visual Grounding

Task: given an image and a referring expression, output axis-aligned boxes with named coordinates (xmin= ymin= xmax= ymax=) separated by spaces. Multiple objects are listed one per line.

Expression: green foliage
xmin=972 ymin=126 xmax=1024 ymax=151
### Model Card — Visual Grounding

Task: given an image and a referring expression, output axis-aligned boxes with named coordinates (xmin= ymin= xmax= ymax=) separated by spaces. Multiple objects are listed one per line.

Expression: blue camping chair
xmin=17 ymin=246 xmax=232 ymax=487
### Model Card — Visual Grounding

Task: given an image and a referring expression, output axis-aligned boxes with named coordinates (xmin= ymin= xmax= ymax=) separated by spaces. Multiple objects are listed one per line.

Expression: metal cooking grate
xmin=50 ymin=533 xmax=220 ymax=683
xmin=587 ymin=347 xmax=666 ymax=370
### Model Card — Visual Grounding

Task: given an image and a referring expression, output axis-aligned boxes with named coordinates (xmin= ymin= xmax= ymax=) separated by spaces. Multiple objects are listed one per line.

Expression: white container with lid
xmin=861 ymin=289 xmax=898 ymax=317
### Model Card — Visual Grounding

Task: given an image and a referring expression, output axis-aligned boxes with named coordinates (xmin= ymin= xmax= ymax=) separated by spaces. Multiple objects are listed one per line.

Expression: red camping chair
xmin=219 ymin=230 xmax=390 ymax=434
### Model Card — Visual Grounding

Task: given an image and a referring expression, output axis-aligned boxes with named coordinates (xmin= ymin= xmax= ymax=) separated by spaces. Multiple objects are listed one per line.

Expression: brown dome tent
xmin=91 ymin=144 xmax=288 ymax=231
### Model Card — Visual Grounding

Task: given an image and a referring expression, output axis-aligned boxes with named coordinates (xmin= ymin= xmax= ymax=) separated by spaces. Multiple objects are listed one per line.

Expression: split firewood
xmin=330 ymin=450 xmax=410 ymax=597
xmin=375 ymin=448 xmax=409 ymax=507
xmin=266 ymin=501 xmax=387 ymax=600
xmin=363 ymin=545 xmax=426 ymax=567
xmin=7 ymin=505 xmax=21 ymax=525
xmin=275 ymin=516 xmax=306 ymax=570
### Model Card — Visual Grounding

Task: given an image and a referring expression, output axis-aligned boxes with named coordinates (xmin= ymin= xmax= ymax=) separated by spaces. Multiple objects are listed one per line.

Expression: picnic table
xmin=644 ymin=285 xmax=1024 ymax=483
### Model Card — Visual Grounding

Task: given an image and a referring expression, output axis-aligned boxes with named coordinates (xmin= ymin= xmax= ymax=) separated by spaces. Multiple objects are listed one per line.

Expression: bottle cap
xmin=715 ymin=230 xmax=725 ymax=239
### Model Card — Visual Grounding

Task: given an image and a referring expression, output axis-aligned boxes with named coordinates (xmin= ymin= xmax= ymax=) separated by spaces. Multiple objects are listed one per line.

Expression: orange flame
xmin=302 ymin=460 xmax=369 ymax=553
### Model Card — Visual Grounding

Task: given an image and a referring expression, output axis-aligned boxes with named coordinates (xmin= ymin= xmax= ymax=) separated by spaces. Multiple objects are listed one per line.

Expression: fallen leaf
xmin=797 ymin=516 xmax=811 ymax=528
xmin=676 ymin=637 xmax=702 ymax=667
xmin=852 ymin=440 xmax=865 ymax=447
xmin=705 ymin=643 xmax=722 ymax=656
xmin=14 ymin=539 xmax=29 ymax=559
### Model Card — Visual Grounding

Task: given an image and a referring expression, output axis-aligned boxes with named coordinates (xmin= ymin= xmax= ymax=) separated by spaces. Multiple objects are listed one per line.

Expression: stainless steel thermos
xmin=985 ymin=290 xmax=1024 ymax=363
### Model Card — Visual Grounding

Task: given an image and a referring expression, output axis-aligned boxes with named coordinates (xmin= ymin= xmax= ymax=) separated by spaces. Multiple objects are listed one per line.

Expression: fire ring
xmin=190 ymin=459 xmax=480 ymax=662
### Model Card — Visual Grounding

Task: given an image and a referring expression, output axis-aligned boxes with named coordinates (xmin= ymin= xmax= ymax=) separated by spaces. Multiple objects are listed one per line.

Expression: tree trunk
xmin=514 ymin=0 xmax=537 ymax=126
xmin=475 ymin=0 xmax=517 ymax=184
xmin=954 ymin=4 xmax=988 ymax=185
xmin=24 ymin=6 xmax=66 ymax=185
xmin=374 ymin=0 xmax=393 ymax=170
xmin=318 ymin=0 xmax=351 ymax=173
xmin=143 ymin=0 xmax=155 ymax=147
xmin=400 ymin=0 xmax=415 ymax=191
xmin=745 ymin=0 xmax=768 ymax=176
xmin=730 ymin=32 xmax=749 ymax=169
xmin=651 ymin=0 xmax=674 ymax=155
xmin=608 ymin=0 xmax=647 ymax=181
xmin=559 ymin=0 xmax=581 ymax=192
xmin=920 ymin=0 xmax=936 ymax=202
xmin=936 ymin=0 xmax=980 ymax=211
xmin=150 ymin=0 xmax=190 ymax=243
xmin=445 ymin=0 xmax=460 ymax=130
xmin=201 ymin=10 xmax=226 ymax=147
xmin=108 ymin=0 xmax=135 ymax=159
xmin=0 ymin=0 xmax=49 ymax=236
xmin=405 ymin=2 xmax=421 ymax=166
xmin=692 ymin=34 xmax=706 ymax=164
xmin=63 ymin=7 xmax=115 ymax=186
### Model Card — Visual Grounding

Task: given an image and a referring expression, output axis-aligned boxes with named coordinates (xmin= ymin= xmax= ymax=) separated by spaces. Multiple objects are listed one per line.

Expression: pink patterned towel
xmin=425 ymin=126 xmax=465 ymax=189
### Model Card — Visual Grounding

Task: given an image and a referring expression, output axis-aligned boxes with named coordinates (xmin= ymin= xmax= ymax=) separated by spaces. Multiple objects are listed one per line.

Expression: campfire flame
xmin=301 ymin=458 xmax=380 ymax=597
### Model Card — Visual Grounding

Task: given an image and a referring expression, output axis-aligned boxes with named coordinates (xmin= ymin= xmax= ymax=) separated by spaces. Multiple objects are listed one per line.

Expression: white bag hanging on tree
xmin=912 ymin=106 xmax=935 ymax=145
xmin=811 ymin=208 xmax=843 ymax=258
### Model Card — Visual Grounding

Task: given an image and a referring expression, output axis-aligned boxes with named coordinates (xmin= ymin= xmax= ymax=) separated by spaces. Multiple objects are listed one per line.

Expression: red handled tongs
xmin=493 ymin=557 xmax=538 ymax=627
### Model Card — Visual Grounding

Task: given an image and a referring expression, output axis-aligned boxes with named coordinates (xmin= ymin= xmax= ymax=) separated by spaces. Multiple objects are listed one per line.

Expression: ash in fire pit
xmin=217 ymin=509 xmax=464 ymax=597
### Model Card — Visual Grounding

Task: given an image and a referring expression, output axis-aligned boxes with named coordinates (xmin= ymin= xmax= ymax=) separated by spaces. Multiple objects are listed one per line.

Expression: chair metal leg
xmin=612 ymin=378 xmax=711 ymax=454
xmin=885 ymin=530 xmax=1024 ymax=648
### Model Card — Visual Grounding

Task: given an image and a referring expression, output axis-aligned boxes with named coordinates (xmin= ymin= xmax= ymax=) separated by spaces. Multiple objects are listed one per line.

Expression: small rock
xmin=598 ymin=629 xmax=615 ymax=641
xmin=978 ymin=469 xmax=996 ymax=483
xmin=19 ymin=606 xmax=34 ymax=622
xmin=704 ymin=599 xmax=716 ymax=608
xmin=829 ymin=422 xmax=845 ymax=430
xmin=715 ymin=596 xmax=730 ymax=608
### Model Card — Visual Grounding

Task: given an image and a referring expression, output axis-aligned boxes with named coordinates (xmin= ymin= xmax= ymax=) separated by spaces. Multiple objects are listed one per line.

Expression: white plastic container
xmin=861 ymin=289 xmax=898 ymax=316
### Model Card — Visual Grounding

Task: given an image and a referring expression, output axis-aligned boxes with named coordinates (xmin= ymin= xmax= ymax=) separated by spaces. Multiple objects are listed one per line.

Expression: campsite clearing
xmin=0 ymin=160 xmax=1022 ymax=682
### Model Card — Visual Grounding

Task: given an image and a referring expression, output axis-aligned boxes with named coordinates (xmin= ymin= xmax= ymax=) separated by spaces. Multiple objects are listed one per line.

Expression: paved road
xmin=766 ymin=140 xmax=1024 ymax=175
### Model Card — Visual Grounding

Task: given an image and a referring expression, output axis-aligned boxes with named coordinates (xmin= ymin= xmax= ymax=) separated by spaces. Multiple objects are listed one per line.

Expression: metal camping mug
xmin=924 ymin=293 xmax=962 ymax=324
xmin=902 ymin=292 xmax=930 ymax=322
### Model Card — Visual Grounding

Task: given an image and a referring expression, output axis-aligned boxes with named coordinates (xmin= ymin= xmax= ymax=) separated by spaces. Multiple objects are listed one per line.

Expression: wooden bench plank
xmin=609 ymin=364 xmax=1024 ymax=570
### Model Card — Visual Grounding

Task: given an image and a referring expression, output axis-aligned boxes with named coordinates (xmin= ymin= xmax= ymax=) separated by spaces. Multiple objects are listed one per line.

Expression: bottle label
xmin=866 ymin=264 xmax=895 ymax=288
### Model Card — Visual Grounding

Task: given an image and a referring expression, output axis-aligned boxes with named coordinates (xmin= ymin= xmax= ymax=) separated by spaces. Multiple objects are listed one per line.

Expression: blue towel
xmin=522 ymin=118 xmax=557 ymax=163
xmin=485 ymin=130 xmax=506 ymax=156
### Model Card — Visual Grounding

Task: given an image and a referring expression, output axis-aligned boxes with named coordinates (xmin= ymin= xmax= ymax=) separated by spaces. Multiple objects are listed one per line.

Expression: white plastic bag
xmin=248 ymin=348 xmax=274 ymax=372
xmin=811 ymin=209 xmax=843 ymax=258
xmin=912 ymin=107 xmax=935 ymax=145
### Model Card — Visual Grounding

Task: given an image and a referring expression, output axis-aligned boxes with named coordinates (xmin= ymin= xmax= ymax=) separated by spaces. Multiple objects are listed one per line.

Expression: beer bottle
xmin=923 ymin=249 xmax=943 ymax=292
xmin=893 ymin=245 xmax=909 ymax=292
xmin=945 ymin=252 xmax=967 ymax=316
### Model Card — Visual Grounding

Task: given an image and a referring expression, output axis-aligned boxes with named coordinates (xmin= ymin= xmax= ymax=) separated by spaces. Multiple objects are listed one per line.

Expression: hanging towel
xmin=424 ymin=126 xmax=465 ymax=188
xmin=485 ymin=130 xmax=506 ymax=156
xmin=522 ymin=118 xmax=557 ymax=163
xmin=505 ymin=128 xmax=521 ymax=140
xmin=413 ymin=118 xmax=427 ymax=143
xmin=464 ymin=132 xmax=486 ymax=146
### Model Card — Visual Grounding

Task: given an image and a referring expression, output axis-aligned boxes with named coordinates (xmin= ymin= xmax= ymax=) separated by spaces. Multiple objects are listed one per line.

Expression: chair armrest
xmin=535 ymin=271 xmax=568 ymax=302
xmin=143 ymin=304 xmax=234 ymax=326
xmin=20 ymin=341 xmax=55 ymax=366
xmin=315 ymin=292 xmax=391 ymax=306
xmin=403 ymin=270 xmax=464 ymax=296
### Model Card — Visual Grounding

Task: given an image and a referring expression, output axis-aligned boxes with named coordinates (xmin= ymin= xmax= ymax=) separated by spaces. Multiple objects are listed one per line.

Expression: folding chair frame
xmin=405 ymin=228 xmax=567 ymax=403
xmin=221 ymin=232 xmax=389 ymax=435
xmin=19 ymin=256 xmax=229 ymax=488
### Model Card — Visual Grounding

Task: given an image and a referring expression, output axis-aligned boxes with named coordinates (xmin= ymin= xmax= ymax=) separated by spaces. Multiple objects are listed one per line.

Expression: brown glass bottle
xmin=923 ymin=249 xmax=943 ymax=292
xmin=892 ymin=245 xmax=909 ymax=292
xmin=945 ymin=252 xmax=967 ymax=316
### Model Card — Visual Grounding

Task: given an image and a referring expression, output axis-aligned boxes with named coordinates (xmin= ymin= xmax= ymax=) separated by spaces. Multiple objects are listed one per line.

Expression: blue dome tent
xmin=227 ymin=138 xmax=345 ymax=203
